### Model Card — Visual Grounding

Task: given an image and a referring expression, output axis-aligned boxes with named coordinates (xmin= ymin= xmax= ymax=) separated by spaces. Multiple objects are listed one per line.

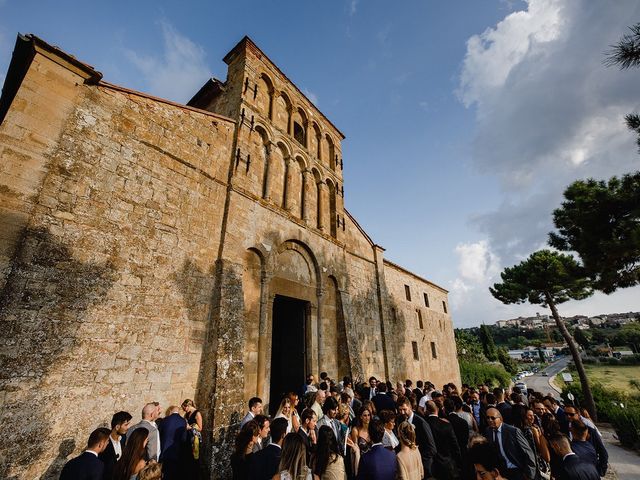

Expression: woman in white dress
xmin=273 ymin=432 xmax=312 ymax=480
xmin=379 ymin=410 xmax=399 ymax=450
xmin=275 ymin=397 xmax=294 ymax=433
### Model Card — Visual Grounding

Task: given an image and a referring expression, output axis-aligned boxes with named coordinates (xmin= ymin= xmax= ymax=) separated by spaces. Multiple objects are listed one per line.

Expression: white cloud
xmin=349 ymin=0 xmax=358 ymax=16
xmin=453 ymin=0 xmax=640 ymax=326
xmin=124 ymin=21 xmax=211 ymax=103
xmin=455 ymin=240 xmax=500 ymax=284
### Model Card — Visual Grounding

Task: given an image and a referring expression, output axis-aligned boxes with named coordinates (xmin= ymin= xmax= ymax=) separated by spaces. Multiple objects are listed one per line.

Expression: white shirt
xmin=418 ymin=395 xmax=429 ymax=409
xmin=383 ymin=429 xmax=400 ymax=449
xmin=109 ymin=435 xmax=122 ymax=460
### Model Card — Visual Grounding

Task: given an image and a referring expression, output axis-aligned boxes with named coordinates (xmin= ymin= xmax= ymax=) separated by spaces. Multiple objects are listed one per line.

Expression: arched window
xmin=293 ymin=122 xmax=305 ymax=145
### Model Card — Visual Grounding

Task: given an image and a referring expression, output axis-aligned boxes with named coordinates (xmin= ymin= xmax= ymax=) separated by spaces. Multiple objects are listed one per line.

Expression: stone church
xmin=0 ymin=34 xmax=460 ymax=478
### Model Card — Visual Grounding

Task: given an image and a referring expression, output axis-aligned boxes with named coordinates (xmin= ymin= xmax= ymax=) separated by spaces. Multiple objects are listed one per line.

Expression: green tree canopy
xmin=549 ymin=173 xmax=640 ymax=293
xmin=478 ymin=324 xmax=499 ymax=361
xmin=490 ymin=250 xmax=593 ymax=306
xmin=605 ymin=23 xmax=640 ymax=150
xmin=490 ymin=249 xmax=597 ymax=419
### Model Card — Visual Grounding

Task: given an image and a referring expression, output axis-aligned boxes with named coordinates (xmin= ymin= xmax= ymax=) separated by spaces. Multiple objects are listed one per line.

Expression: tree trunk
xmin=545 ymin=292 xmax=597 ymax=421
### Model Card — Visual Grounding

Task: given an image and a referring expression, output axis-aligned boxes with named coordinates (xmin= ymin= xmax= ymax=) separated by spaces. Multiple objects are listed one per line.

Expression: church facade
xmin=0 ymin=35 xmax=460 ymax=478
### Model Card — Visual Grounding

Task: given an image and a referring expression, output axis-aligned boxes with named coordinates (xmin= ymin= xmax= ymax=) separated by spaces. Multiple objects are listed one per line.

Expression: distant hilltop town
xmin=495 ymin=311 xmax=639 ymax=330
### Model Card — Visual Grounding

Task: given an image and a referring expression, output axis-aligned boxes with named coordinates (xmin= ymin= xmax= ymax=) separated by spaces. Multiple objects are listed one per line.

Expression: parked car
xmin=515 ymin=382 xmax=527 ymax=391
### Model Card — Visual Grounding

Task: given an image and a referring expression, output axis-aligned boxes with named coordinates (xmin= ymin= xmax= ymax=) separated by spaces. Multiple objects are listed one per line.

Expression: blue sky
xmin=1 ymin=0 xmax=639 ymax=327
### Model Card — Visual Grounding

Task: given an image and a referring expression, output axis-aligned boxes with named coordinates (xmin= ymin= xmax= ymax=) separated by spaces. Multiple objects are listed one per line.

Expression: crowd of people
xmin=58 ymin=374 xmax=609 ymax=480
xmin=232 ymin=374 xmax=609 ymax=480
xmin=60 ymin=399 xmax=202 ymax=480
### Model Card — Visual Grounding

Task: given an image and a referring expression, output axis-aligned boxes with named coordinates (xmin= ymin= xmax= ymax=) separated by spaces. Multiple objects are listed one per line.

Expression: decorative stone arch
xmin=311 ymin=122 xmax=322 ymax=160
xmin=325 ymin=178 xmax=338 ymax=238
xmin=258 ymin=239 xmax=326 ymax=408
xmin=325 ymin=134 xmax=336 ymax=170
xmin=256 ymin=72 xmax=275 ymax=118
xmin=291 ymin=107 xmax=308 ymax=147
xmin=274 ymin=90 xmax=293 ymax=133
xmin=253 ymin=121 xmax=274 ymax=142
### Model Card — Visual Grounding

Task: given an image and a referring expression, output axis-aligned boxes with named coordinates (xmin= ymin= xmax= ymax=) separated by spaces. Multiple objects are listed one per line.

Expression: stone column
xmin=284 ymin=158 xmax=295 ymax=212
xmin=262 ymin=142 xmax=273 ymax=200
xmin=256 ymin=274 xmax=273 ymax=402
xmin=308 ymin=302 xmax=319 ymax=378
xmin=316 ymin=288 xmax=325 ymax=376
xmin=302 ymin=169 xmax=313 ymax=225
xmin=317 ymin=181 xmax=328 ymax=232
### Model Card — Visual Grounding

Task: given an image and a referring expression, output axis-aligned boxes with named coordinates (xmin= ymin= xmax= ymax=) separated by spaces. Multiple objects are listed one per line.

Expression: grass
xmin=583 ymin=364 xmax=640 ymax=394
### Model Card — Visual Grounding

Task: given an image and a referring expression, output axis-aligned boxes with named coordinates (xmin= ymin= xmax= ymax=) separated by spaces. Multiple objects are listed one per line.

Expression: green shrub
xmin=459 ymin=359 xmax=511 ymax=387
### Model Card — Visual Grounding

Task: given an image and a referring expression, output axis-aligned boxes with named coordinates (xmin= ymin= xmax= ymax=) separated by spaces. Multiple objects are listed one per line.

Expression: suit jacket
xmin=356 ymin=444 xmax=398 ymax=480
xmin=557 ymin=453 xmax=600 ymax=480
xmin=586 ymin=426 xmax=608 ymax=476
xmin=98 ymin=436 xmax=124 ymax=480
xmin=297 ymin=427 xmax=317 ymax=464
xmin=484 ymin=424 xmax=536 ymax=480
xmin=317 ymin=417 xmax=346 ymax=454
xmin=362 ymin=387 xmax=377 ymax=401
xmin=248 ymin=443 xmax=281 ymax=480
xmin=405 ymin=413 xmax=437 ymax=477
xmin=127 ymin=419 xmax=160 ymax=461
xmin=158 ymin=412 xmax=187 ymax=462
xmin=240 ymin=411 xmax=255 ymax=428
xmin=447 ymin=412 xmax=469 ymax=455
xmin=59 ymin=451 xmax=105 ymax=480
xmin=426 ymin=415 xmax=461 ymax=479
xmin=571 ymin=440 xmax=598 ymax=471
xmin=372 ymin=392 xmax=396 ymax=413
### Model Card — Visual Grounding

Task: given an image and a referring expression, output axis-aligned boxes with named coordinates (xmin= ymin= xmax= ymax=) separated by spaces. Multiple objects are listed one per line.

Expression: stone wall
xmin=382 ymin=260 xmax=461 ymax=388
xmin=0 ymin=42 xmax=235 ymax=478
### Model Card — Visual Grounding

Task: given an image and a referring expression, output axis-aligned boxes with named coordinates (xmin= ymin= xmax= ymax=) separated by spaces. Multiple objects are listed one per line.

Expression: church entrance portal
xmin=269 ymin=294 xmax=307 ymax=416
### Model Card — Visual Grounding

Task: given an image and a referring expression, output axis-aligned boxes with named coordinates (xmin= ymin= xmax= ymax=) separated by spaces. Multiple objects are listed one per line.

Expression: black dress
xmin=231 ymin=452 xmax=253 ymax=480
xmin=185 ymin=410 xmax=201 ymax=479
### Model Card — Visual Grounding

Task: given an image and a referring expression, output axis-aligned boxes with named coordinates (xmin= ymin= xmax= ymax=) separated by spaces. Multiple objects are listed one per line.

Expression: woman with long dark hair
xmin=113 ymin=428 xmax=149 ymax=480
xmin=311 ymin=425 xmax=348 ymax=479
xmin=274 ymin=432 xmax=312 ymax=480
xmin=231 ymin=421 xmax=260 ymax=480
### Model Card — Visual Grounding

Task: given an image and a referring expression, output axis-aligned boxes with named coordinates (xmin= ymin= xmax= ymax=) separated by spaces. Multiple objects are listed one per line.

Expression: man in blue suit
xmin=60 ymin=427 xmax=110 ymax=480
xmin=249 ymin=417 xmax=288 ymax=480
xmin=549 ymin=434 xmax=600 ymax=480
xmin=356 ymin=419 xmax=397 ymax=480
xmin=158 ymin=405 xmax=187 ymax=480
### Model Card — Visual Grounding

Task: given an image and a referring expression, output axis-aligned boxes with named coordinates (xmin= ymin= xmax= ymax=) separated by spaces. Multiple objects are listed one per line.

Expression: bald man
xmin=126 ymin=402 xmax=162 ymax=461
xmin=484 ymin=407 xmax=536 ymax=480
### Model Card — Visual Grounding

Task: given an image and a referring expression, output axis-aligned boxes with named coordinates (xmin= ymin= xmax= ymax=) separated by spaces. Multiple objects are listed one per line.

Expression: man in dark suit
xmin=362 ymin=376 xmax=378 ymax=401
xmin=398 ymin=397 xmax=437 ymax=478
xmin=549 ymin=434 xmax=600 ymax=480
xmin=158 ymin=405 xmax=187 ymax=480
xmin=484 ymin=407 xmax=536 ymax=480
xmin=425 ymin=401 xmax=461 ymax=479
xmin=60 ymin=427 xmax=111 ymax=480
xmin=564 ymin=406 xmax=608 ymax=476
xmin=356 ymin=419 xmax=397 ymax=480
xmin=249 ymin=417 xmax=288 ymax=480
xmin=371 ymin=382 xmax=395 ymax=413
xmin=318 ymin=396 xmax=346 ymax=450
xmin=444 ymin=397 xmax=469 ymax=456
xmin=99 ymin=411 xmax=131 ymax=480
xmin=297 ymin=408 xmax=318 ymax=464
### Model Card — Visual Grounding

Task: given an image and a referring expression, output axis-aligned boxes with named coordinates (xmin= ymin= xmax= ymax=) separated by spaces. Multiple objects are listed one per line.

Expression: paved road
xmin=600 ymin=426 xmax=640 ymax=480
xmin=519 ymin=356 xmax=571 ymax=396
